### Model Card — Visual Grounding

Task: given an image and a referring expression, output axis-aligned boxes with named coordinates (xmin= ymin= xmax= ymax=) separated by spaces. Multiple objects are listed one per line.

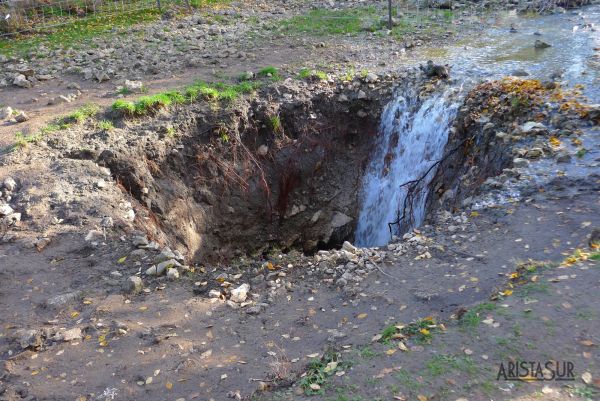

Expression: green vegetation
xmin=357 ymin=345 xmax=377 ymax=359
xmin=299 ymin=352 xmax=350 ymax=395
xmin=112 ymin=80 xmax=260 ymax=117
xmin=394 ymin=370 xmax=422 ymax=393
xmin=570 ymin=384 xmax=597 ymax=401
xmin=14 ymin=131 xmax=43 ymax=149
xmin=268 ymin=115 xmax=282 ymax=134
xmin=117 ymin=87 xmax=132 ymax=96
xmin=64 ymin=103 xmax=99 ymax=124
xmin=390 ymin=11 xmax=455 ymax=40
xmin=379 ymin=317 xmax=439 ymax=345
xmin=98 ymin=120 xmax=114 ymax=131
xmin=298 ymin=68 xmax=328 ymax=81
xmin=1 ymin=9 xmax=161 ymax=56
xmin=425 ymin=354 xmax=478 ymax=377
xmin=460 ymin=302 xmax=497 ymax=329
xmin=340 ymin=67 xmax=356 ymax=82
xmin=280 ymin=7 xmax=378 ymax=36
xmin=516 ymin=282 xmax=551 ymax=297
xmin=258 ymin=66 xmax=280 ymax=81
xmin=12 ymin=104 xmax=99 ymax=150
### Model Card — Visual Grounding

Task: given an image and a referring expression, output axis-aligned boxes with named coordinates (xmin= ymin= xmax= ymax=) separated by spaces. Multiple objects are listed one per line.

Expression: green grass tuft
xmin=98 ymin=120 xmax=114 ymax=131
xmin=268 ymin=115 xmax=282 ymax=134
xmin=258 ymin=66 xmax=280 ymax=81
xmin=298 ymin=68 xmax=328 ymax=81
xmin=64 ymin=104 xmax=100 ymax=124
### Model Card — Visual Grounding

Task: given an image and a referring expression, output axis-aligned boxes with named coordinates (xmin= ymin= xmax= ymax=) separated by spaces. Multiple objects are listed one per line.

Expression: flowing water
xmin=355 ymin=5 xmax=600 ymax=247
xmin=355 ymin=91 xmax=460 ymax=247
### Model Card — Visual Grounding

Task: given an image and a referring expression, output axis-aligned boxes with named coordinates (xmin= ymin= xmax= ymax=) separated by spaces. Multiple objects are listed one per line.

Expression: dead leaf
xmin=357 ymin=313 xmax=368 ymax=319
xmin=371 ymin=334 xmax=382 ymax=342
xmin=417 ymin=394 xmax=427 ymax=401
xmin=385 ymin=349 xmax=397 ymax=356
xmin=582 ymin=371 xmax=592 ymax=384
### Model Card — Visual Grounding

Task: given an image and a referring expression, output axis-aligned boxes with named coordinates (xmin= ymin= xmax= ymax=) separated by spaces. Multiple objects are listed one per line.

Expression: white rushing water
xmin=354 ymin=91 xmax=459 ymax=247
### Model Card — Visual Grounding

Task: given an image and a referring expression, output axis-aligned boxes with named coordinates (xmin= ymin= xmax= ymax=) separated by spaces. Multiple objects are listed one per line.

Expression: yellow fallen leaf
xmin=31 ymin=370 xmax=39 ymax=376
xmin=357 ymin=313 xmax=368 ymax=319
xmin=501 ymin=289 xmax=513 ymax=296
xmin=139 ymin=306 xmax=148 ymax=311
xmin=70 ymin=311 xmax=80 ymax=318
xmin=117 ymin=256 xmax=127 ymax=264
xmin=166 ymin=382 xmax=173 ymax=390
xmin=470 ymin=211 xmax=479 ymax=217
xmin=398 ymin=342 xmax=408 ymax=352
xmin=549 ymin=137 xmax=561 ymax=147
xmin=417 ymin=394 xmax=427 ymax=401
xmin=385 ymin=349 xmax=397 ymax=355
xmin=419 ymin=328 xmax=430 ymax=335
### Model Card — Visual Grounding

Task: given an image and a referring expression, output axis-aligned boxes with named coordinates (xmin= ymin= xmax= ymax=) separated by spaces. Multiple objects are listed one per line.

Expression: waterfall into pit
xmin=355 ymin=90 xmax=459 ymax=247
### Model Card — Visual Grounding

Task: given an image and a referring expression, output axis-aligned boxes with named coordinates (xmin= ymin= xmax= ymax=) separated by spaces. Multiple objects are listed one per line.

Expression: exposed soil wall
xmin=95 ymin=76 xmax=413 ymax=262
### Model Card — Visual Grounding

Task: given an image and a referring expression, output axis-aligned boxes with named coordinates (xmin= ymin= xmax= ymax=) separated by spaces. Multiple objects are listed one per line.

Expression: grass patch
xmin=357 ymin=345 xmax=377 ymax=359
xmin=516 ymin=282 xmax=551 ymax=297
xmin=390 ymin=11 xmax=455 ymax=40
xmin=460 ymin=302 xmax=497 ymax=329
xmin=299 ymin=352 xmax=350 ymax=395
xmin=1 ymin=8 xmax=161 ymax=57
xmin=280 ymin=7 xmax=379 ymax=36
xmin=112 ymin=80 xmax=260 ymax=117
xmin=379 ymin=317 xmax=440 ymax=345
xmin=257 ymin=66 xmax=280 ymax=81
xmin=63 ymin=103 xmax=100 ymax=124
xmin=98 ymin=120 xmax=114 ymax=131
xmin=298 ymin=68 xmax=328 ymax=81
xmin=12 ymin=104 xmax=99 ymax=150
xmin=425 ymin=354 xmax=478 ymax=377
xmin=14 ymin=131 xmax=43 ymax=149
xmin=268 ymin=115 xmax=282 ymax=134
xmin=395 ymin=370 xmax=422 ymax=393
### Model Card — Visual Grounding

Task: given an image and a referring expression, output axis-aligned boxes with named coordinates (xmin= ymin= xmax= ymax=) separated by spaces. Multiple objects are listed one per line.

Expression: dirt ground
xmin=0 ymin=173 xmax=598 ymax=401
xmin=1 ymin=2 xmax=600 ymax=401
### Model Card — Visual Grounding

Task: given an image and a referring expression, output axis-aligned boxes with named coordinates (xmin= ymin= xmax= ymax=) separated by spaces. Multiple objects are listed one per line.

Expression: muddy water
xmin=357 ymin=6 xmax=600 ymax=247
